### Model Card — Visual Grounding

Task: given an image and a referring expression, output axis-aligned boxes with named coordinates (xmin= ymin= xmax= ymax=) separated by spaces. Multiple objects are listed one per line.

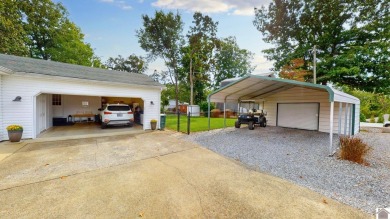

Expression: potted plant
xmin=150 ymin=119 xmax=157 ymax=130
xmin=6 ymin=125 xmax=23 ymax=142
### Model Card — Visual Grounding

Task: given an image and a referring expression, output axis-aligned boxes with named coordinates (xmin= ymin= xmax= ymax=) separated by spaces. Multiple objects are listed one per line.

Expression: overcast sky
xmin=55 ymin=0 xmax=274 ymax=75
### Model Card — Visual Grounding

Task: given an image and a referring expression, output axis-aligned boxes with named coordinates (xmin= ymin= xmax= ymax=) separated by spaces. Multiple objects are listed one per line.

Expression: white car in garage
xmin=99 ymin=104 xmax=134 ymax=129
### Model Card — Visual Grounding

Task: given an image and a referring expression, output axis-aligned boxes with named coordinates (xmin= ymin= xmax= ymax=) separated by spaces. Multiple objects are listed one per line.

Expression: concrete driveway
xmin=0 ymin=131 xmax=369 ymax=218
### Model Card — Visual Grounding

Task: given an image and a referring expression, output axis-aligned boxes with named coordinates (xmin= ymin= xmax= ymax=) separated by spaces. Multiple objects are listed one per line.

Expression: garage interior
xmin=208 ymin=75 xmax=360 ymax=155
xmin=35 ymin=93 xmax=145 ymax=138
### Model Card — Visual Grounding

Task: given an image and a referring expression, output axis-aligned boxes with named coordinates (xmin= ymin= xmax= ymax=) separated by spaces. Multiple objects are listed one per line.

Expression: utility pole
xmin=190 ymin=58 xmax=193 ymax=105
xmin=313 ymin=45 xmax=316 ymax=84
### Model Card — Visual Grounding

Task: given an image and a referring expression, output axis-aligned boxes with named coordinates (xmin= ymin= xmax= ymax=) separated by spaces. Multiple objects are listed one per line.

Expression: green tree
xmin=21 ymin=0 xmax=67 ymax=60
xmin=212 ymin=36 xmax=255 ymax=88
xmin=106 ymin=54 xmax=148 ymax=74
xmin=137 ymin=10 xmax=185 ymax=130
xmin=185 ymin=12 xmax=218 ymax=105
xmin=253 ymin=0 xmax=390 ymax=93
xmin=46 ymin=20 xmax=96 ymax=66
xmin=0 ymin=0 xmax=28 ymax=56
xmin=20 ymin=0 xmax=97 ymax=67
xmin=151 ymin=69 xmax=169 ymax=84
xmin=343 ymin=87 xmax=390 ymax=118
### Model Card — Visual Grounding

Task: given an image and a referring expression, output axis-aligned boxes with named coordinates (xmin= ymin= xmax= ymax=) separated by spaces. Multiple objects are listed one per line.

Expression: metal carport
xmin=207 ymin=75 xmax=360 ymax=155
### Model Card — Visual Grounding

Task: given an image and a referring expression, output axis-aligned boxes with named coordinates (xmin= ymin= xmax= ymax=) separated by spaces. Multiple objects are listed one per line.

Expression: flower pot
xmin=8 ymin=130 xmax=23 ymax=142
xmin=151 ymin=122 xmax=157 ymax=130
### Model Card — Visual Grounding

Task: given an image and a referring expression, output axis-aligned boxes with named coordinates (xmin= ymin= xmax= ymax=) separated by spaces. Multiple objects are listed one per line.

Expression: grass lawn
xmin=165 ymin=114 xmax=237 ymax=133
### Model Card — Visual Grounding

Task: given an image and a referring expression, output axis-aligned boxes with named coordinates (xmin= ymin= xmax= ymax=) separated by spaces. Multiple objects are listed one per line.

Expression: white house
xmin=0 ymin=54 xmax=163 ymax=141
xmin=208 ymin=75 xmax=360 ymax=155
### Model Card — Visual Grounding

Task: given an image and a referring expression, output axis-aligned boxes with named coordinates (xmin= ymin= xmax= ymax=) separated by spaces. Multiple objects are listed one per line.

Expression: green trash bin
xmin=160 ymin=114 xmax=166 ymax=130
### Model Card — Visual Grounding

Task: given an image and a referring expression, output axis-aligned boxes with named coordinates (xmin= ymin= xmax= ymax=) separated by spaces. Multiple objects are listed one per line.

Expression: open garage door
xmin=277 ymin=103 xmax=319 ymax=130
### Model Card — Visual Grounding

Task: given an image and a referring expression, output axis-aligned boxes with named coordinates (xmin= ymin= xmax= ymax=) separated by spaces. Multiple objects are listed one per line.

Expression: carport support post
xmin=223 ymin=101 xmax=226 ymax=128
xmin=344 ymin=103 xmax=349 ymax=136
xmin=349 ymin=106 xmax=353 ymax=135
xmin=329 ymin=101 xmax=334 ymax=156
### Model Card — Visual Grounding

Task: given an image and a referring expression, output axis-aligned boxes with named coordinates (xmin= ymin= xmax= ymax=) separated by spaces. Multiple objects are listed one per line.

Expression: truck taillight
xmin=127 ymin=112 xmax=133 ymax=114
xmin=104 ymin=112 xmax=112 ymax=114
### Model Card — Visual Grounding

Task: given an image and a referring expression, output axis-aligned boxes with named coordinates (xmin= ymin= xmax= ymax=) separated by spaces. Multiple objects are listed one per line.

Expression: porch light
xmin=13 ymin=96 xmax=22 ymax=102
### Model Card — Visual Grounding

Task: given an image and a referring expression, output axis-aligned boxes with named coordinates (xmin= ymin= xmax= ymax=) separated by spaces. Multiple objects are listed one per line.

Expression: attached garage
xmin=0 ymin=54 xmax=163 ymax=141
xmin=208 ymin=75 xmax=360 ymax=154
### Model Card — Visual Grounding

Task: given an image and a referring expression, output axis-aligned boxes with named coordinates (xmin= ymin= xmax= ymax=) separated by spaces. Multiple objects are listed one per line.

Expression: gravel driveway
xmin=183 ymin=126 xmax=390 ymax=214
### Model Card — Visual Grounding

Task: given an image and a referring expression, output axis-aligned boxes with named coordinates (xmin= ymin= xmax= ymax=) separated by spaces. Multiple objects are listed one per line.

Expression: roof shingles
xmin=0 ymin=54 xmax=161 ymax=87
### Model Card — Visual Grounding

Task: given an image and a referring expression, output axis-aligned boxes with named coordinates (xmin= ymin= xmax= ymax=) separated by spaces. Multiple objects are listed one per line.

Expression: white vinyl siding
xmin=277 ymin=103 xmax=319 ymax=130
xmin=354 ymin=104 xmax=360 ymax=134
xmin=1 ymin=74 xmax=161 ymax=140
xmin=0 ymin=75 xmax=3 ymax=141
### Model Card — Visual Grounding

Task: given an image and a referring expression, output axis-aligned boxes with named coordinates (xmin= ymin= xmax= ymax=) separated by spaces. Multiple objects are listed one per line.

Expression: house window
xmin=52 ymin=94 xmax=62 ymax=106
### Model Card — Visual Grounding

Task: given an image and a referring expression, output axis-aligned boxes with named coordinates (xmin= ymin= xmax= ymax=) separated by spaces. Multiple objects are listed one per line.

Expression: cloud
xmin=151 ymin=0 xmax=270 ymax=16
xmin=99 ymin=0 xmax=132 ymax=10
xmin=252 ymin=54 xmax=274 ymax=74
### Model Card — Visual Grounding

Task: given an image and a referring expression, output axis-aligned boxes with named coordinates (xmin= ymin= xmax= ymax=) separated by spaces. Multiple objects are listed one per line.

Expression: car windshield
xmin=107 ymin=105 xmax=130 ymax=111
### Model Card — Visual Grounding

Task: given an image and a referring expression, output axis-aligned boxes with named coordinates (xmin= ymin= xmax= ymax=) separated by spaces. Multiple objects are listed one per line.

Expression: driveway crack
xmin=154 ymin=157 xmax=206 ymax=217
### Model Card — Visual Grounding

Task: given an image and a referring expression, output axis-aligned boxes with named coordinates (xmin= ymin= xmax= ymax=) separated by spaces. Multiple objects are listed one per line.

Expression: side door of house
xmin=36 ymin=94 xmax=47 ymax=134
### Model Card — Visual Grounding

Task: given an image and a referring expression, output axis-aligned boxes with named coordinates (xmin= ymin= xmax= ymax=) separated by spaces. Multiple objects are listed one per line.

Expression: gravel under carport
xmin=183 ymin=126 xmax=390 ymax=214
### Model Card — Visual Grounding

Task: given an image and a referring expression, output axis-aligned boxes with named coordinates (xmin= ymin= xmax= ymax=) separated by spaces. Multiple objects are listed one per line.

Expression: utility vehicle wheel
xmin=385 ymin=124 xmax=390 ymax=127
xmin=259 ymin=117 xmax=267 ymax=127
xmin=101 ymin=123 xmax=107 ymax=129
xmin=235 ymin=121 xmax=241 ymax=128
xmin=248 ymin=121 xmax=254 ymax=130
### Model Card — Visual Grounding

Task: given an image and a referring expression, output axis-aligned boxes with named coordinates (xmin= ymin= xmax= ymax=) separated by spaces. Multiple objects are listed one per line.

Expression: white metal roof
xmin=209 ymin=75 xmax=360 ymax=104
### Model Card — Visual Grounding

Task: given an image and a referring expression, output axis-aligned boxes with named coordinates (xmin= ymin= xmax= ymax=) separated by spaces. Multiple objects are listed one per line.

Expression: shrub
xmin=200 ymin=102 xmax=215 ymax=117
xmin=378 ymin=114 xmax=384 ymax=123
xmin=199 ymin=101 xmax=214 ymax=113
xmin=339 ymin=136 xmax=372 ymax=165
xmin=369 ymin=115 xmax=375 ymax=123
xmin=210 ymin=109 xmax=221 ymax=118
xmin=360 ymin=113 xmax=366 ymax=122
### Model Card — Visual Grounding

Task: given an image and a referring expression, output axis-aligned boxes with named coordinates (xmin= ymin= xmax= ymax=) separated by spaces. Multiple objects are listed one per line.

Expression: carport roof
xmin=209 ymin=75 xmax=359 ymax=104
xmin=0 ymin=54 xmax=162 ymax=87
